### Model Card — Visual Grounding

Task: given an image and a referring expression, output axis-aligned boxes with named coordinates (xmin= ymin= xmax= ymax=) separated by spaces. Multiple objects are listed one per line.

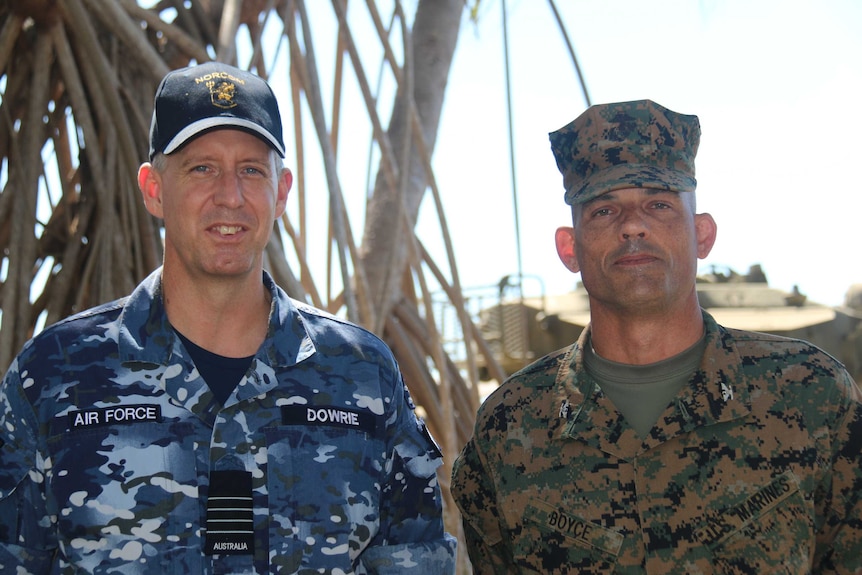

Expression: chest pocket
xmin=264 ymin=408 xmax=385 ymax=572
xmin=695 ymin=471 xmax=813 ymax=574
xmin=511 ymin=498 xmax=623 ymax=575
xmin=46 ymin=420 xmax=201 ymax=573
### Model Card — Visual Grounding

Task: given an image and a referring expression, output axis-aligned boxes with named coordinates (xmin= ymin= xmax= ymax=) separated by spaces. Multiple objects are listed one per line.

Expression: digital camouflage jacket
xmin=0 ymin=269 xmax=456 ymax=574
xmin=452 ymin=312 xmax=862 ymax=574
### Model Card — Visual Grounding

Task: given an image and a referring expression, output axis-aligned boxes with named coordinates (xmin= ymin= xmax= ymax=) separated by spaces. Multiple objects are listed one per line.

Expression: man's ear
xmin=555 ymin=226 xmax=580 ymax=273
xmin=694 ymin=212 xmax=717 ymax=260
xmin=274 ymin=167 xmax=292 ymax=219
xmin=138 ymin=163 xmax=164 ymax=218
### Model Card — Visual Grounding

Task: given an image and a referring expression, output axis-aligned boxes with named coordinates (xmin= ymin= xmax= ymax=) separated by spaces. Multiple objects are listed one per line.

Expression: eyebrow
xmin=581 ymin=188 xmax=679 ymax=208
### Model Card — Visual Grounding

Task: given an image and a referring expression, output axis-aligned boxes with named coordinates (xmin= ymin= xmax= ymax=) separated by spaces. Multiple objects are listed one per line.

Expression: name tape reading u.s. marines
xmin=281 ymin=405 xmax=379 ymax=433
xmin=695 ymin=471 xmax=800 ymax=549
xmin=68 ymin=405 xmax=162 ymax=429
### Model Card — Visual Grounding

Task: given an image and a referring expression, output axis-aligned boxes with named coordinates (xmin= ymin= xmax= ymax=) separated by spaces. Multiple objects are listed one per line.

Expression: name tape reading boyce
xmin=281 ymin=405 xmax=378 ymax=433
xmin=527 ymin=499 xmax=624 ymax=557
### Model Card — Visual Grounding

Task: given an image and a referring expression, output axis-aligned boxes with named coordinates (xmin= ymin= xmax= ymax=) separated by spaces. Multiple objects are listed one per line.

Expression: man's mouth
xmin=613 ymin=241 xmax=660 ymax=266
xmin=616 ymin=254 xmax=657 ymax=266
xmin=214 ymin=225 xmax=242 ymax=235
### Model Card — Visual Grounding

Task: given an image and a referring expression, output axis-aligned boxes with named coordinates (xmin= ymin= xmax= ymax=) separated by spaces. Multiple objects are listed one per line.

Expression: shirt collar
xmin=555 ymin=311 xmax=751 ymax=457
xmin=117 ymin=267 xmax=316 ymax=368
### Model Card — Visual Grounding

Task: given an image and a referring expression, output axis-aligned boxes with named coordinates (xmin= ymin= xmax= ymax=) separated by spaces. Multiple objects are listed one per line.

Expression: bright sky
xmin=10 ymin=1 xmax=859 ymax=334
xmin=420 ymin=0 xmax=862 ymax=307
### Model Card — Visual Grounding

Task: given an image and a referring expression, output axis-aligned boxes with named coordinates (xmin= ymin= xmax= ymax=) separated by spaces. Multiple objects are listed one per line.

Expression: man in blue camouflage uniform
xmin=0 ymin=62 xmax=456 ymax=574
xmin=451 ymin=99 xmax=862 ymax=573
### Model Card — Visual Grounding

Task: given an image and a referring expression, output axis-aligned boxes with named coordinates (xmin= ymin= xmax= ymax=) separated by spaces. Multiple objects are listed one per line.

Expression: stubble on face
xmin=156 ymin=131 xmax=285 ymax=283
xmin=572 ymin=188 xmax=700 ymax=318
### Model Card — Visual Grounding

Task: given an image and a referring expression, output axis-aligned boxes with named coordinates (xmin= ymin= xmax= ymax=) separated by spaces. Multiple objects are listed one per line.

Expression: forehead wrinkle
xmin=583 ymin=188 xmax=680 ymax=206
xmin=173 ymin=139 xmax=273 ymax=167
xmin=573 ymin=188 xmax=693 ymax=223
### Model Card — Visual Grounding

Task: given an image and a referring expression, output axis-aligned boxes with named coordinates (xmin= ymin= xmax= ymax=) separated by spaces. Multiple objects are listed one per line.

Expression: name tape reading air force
xmin=69 ymin=405 xmax=162 ymax=429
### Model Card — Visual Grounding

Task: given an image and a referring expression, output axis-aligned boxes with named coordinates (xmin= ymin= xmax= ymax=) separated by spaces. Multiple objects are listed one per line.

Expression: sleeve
xmin=358 ymin=374 xmax=457 ymax=574
xmin=0 ymin=360 xmax=57 ymax=573
xmin=813 ymin=370 xmax=862 ymax=574
xmin=451 ymin=433 xmax=514 ymax=575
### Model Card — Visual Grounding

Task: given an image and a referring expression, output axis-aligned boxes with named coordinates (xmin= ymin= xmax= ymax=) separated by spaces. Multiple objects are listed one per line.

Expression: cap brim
xmin=163 ymin=117 xmax=286 ymax=158
xmin=565 ymin=163 xmax=696 ymax=204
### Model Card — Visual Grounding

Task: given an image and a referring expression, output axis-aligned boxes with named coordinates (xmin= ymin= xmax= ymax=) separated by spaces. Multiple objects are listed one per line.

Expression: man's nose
xmin=213 ymin=173 xmax=244 ymax=207
xmin=619 ymin=209 xmax=647 ymax=240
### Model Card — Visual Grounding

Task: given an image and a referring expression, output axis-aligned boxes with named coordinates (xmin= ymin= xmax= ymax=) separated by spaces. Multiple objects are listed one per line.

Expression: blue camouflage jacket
xmin=0 ymin=269 xmax=456 ymax=574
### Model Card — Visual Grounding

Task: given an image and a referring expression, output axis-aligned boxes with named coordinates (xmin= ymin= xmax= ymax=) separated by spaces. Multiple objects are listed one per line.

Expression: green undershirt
xmin=583 ymin=332 xmax=706 ymax=438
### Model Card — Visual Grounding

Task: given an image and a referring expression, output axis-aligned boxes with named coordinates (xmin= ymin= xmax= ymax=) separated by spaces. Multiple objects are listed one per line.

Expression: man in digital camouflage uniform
xmin=0 ymin=62 xmax=456 ymax=574
xmin=451 ymin=99 xmax=862 ymax=573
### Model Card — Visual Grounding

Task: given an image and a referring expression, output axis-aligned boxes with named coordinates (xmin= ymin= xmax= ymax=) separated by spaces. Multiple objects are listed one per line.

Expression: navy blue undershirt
xmin=174 ymin=330 xmax=254 ymax=405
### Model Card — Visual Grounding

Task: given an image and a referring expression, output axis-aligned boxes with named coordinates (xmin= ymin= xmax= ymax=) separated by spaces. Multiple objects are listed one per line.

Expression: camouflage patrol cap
xmin=549 ymin=99 xmax=700 ymax=204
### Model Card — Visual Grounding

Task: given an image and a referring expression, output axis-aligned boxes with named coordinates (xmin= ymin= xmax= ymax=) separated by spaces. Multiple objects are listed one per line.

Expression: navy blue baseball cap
xmin=148 ymin=62 xmax=285 ymax=160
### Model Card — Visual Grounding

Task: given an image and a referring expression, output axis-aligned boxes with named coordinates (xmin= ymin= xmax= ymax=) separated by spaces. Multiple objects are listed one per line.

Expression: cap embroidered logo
xmin=209 ymin=80 xmax=237 ymax=109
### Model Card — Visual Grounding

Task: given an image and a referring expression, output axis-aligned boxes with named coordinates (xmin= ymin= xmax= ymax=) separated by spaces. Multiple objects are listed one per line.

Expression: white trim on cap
xmin=163 ymin=117 xmax=285 ymax=157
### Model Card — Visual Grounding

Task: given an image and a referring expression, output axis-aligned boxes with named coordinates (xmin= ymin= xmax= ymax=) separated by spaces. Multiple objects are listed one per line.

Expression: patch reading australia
xmin=695 ymin=471 xmax=800 ymax=549
xmin=205 ymin=470 xmax=254 ymax=555
xmin=68 ymin=405 xmax=162 ymax=429
xmin=281 ymin=405 xmax=379 ymax=433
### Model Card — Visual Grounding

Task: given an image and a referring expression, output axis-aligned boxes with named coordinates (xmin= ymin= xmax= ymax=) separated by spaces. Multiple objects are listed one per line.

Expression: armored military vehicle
xmin=475 ymin=266 xmax=862 ymax=382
